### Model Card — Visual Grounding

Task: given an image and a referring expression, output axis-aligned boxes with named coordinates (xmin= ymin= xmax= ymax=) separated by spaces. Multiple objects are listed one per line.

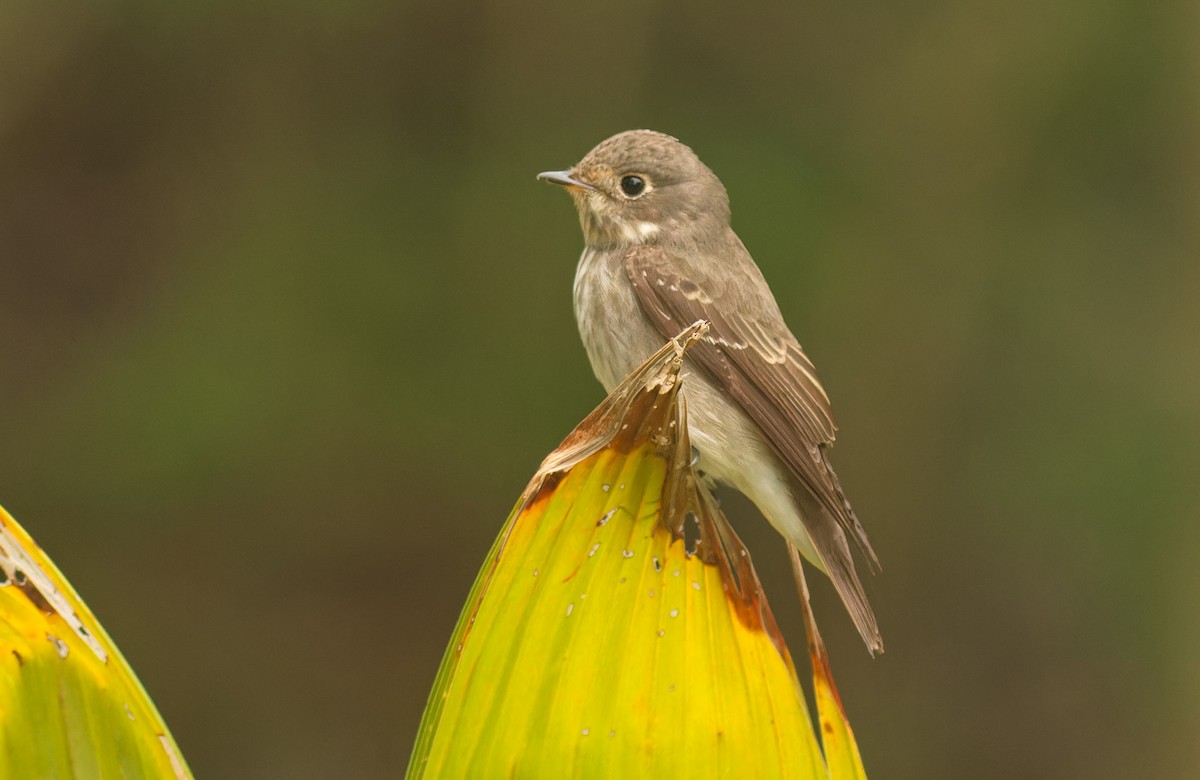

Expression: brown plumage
xmin=539 ymin=129 xmax=883 ymax=654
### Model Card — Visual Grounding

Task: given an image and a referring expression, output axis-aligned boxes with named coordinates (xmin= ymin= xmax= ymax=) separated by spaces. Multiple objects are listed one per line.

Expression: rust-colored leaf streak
xmin=790 ymin=542 xmax=869 ymax=780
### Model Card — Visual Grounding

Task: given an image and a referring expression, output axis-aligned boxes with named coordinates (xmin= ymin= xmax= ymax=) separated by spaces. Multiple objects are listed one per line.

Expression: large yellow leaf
xmin=408 ymin=322 xmax=868 ymax=779
xmin=0 ymin=507 xmax=191 ymax=778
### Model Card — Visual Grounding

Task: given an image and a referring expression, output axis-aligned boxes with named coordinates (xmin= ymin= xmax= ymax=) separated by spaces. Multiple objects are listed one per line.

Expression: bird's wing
xmin=624 ymin=244 xmax=878 ymax=572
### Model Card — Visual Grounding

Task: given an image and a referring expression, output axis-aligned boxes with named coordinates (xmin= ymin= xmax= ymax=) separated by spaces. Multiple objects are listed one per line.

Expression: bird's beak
xmin=537 ymin=170 xmax=596 ymax=192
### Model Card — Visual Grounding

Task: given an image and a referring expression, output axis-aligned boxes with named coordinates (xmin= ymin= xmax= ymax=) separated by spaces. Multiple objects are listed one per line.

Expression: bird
xmin=538 ymin=129 xmax=883 ymax=655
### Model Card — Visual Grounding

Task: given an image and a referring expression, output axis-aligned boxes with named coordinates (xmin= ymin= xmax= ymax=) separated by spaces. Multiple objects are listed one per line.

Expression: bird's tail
xmin=789 ymin=482 xmax=883 ymax=656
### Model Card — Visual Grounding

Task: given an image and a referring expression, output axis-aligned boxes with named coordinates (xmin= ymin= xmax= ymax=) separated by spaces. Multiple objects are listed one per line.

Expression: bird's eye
xmin=620 ymin=175 xmax=646 ymax=197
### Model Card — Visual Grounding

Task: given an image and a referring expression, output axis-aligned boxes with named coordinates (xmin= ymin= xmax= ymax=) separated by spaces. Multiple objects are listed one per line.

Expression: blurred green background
xmin=2 ymin=1 xmax=1197 ymax=777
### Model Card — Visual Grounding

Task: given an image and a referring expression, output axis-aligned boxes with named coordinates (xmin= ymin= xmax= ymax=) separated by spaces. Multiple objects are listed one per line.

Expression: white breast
xmin=573 ymin=247 xmax=664 ymax=392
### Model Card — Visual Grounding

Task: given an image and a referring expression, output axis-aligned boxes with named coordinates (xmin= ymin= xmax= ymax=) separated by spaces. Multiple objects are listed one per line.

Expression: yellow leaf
xmin=409 ymin=322 xmax=868 ymax=779
xmin=0 ymin=507 xmax=192 ymax=779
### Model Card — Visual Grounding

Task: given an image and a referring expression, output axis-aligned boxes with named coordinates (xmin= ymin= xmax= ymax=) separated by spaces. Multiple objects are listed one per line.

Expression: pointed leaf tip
xmin=409 ymin=325 xmax=869 ymax=779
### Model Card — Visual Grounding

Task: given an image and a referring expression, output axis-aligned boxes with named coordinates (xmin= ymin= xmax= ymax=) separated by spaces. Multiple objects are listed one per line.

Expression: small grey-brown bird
xmin=538 ymin=129 xmax=883 ymax=654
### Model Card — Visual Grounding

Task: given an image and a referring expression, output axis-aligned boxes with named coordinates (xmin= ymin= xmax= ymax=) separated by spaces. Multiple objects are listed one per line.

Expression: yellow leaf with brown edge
xmin=408 ymin=321 xmax=869 ymax=779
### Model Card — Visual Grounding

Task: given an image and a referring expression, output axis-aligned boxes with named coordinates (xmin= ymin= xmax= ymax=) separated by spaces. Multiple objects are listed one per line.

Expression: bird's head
xmin=539 ymin=130 xmax=730 ymax=249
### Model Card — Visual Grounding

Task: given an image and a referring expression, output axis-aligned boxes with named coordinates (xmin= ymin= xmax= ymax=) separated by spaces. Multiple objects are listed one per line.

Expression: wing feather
xmin=624 ymin=245 xmax=878 ymax=571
